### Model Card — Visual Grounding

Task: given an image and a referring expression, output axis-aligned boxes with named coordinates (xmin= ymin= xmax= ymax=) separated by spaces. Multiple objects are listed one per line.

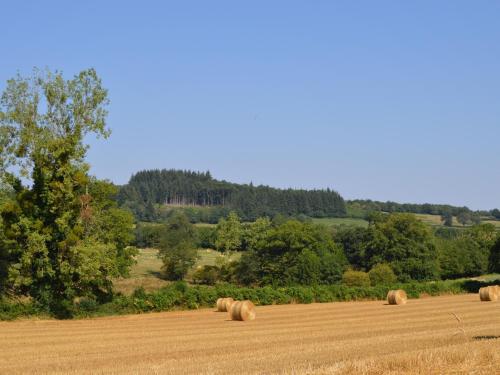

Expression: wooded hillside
xmin=118 ymin=169 xmax=346 ymax=221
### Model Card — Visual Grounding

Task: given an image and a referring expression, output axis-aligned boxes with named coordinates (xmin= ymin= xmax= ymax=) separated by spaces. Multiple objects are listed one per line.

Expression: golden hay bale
xmin=479 ymin=286 xmax=499 ymax=302
xmin=225 ymin=298 xmax=236 ymax=312
xmin=229 ymin=300 xmax=256 ymax=321
xmin=216 ymin=297 xmax=234 ymax=312
xmin=387 ymin=289 xmax=407 ymax=305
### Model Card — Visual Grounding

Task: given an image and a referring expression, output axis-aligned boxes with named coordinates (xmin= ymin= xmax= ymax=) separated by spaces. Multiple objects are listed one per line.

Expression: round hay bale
xmin=479 ymin=286 xmax=499 ymax=302
xmin=224 ymin=298 xmax=236 ymax=312
xmin=216 ymin=297 xmax=235 ymax=312
xmin=387 ymin=289 xmax=407 ymax=305
xmin=229 ymin=300 xmax=256 ymax=321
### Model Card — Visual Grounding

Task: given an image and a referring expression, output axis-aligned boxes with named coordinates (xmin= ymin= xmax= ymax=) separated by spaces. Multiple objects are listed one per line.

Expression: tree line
xmin=347 ymin=199 xmax=499 ymax=224
xmin=138 ymin=211 xmax=500 ymax=287
xmin=117 ymin=169 xmax=347 ymax=221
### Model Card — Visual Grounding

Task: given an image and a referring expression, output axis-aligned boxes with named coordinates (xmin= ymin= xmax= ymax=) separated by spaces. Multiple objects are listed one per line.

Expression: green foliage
xmin=437 ymin=224 xmax=498 ymax=279
xmin=441 ymin=211 xmax=453 ymax=227
xmin=0 ymin=297 xmax=44 ymax=320
xmin=135 ymin=223 xmax=163 ymax=248
xmin=366 ymin=213 xmax=439 ymax=281
xmin=196 ymin=226 xmax=217 ymax=248
xmin=2 ymin=278 xmax=500 ymax=320
xmin=215 ymin=211 xmax=242 ymax=252
xmin=434 ymin=226 xmax=461 ymax=239
xmin=342 ymin=270 xmax=370 ymax=287
xmin=335 ymin=226 xmax=373 ymax=270
xmin=233 ymin=251 xmax=260 ymax=286
xmin=238 ymin=220 xmax=347 ymax=286
xmin=117 ymin=169 xmax=346 ymax=222
xmin=348 ymin=199 xmax=476 ymax=219
xmin=243 ymin=216 xmax=272 ymax=251
xmin=457 ymin=210 xmax=472 ymax=226
xmin=491 ymin=208 xmax=500 ymax=220
xmin=489 ymin=237 xmax=500 ymax=273
xmin=158 ymin=213 xmax=198 ymax=280
xmin=368 ymin=263 xmax=397 ymax=285
xmin=192 ymin=265 xmax=220 ymax=285
xmin=84 ymin=180 xmax=137 ymax=277
xmin=0 ymin=69 xmax=135 ymax=316
xmin=293 ymin=249 xmax=321 ymax=285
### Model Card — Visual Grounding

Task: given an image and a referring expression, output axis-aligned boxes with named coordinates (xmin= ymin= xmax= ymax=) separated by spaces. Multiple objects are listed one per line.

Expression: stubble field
xmin=0 ymin=294 xmax=499 ymax=374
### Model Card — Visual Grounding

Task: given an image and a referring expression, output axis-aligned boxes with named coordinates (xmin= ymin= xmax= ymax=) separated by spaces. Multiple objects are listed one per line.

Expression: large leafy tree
xmin=366 ymin=213 xmax=439 ymax=281
xmin=240 ymin=220 xmax=347 ymax=286
xmin=0 ymin=69 xmax=133 ymax=316
xmin=85 ymin=179 xmax=137 ymax=277
xmin=334 ymin=226 xmax=374 ymax=270
xmin=437 ymin=224 xmax=497 ymax=279
xmin=158 ymin=212 xmax=198 ymax=280
xmin=215 ymin=211 xmax=243 ymax=252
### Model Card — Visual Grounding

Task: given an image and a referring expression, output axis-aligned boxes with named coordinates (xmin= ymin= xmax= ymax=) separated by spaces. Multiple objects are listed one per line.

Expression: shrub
xmin=0 ymin=298 xmax=42 ymax=320
xmin=342 ymin=270 xmax=370 ymax=287
xmin=196 ymin=226 xmax=217 ymax=249
xmin=192 ymin=265 xmax=220 ymax=285
xmin=368 ymin=264 xmax=397 ymax=285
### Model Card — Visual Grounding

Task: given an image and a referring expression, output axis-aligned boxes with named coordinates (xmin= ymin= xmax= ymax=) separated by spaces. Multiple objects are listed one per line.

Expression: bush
xmin=134 ymin=223 xmax=163 ymax=248
xmin=342 ymin=270 xmax=370 ymax=287
xmin=0 ymin=298 xmax=42 ymax=320
xmin=196 ymin=227 xmax=217 ymax=249
xmin=368 ymin=264 xmax=397 ymax=285
xmin=192 ymin=265 xmax=220 ymax=285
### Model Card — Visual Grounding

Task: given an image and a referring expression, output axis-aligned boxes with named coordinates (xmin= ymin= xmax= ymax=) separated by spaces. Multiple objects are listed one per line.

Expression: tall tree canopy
xmin=158 ymin=212 xmax=198 ymax=280
xmin=238 ymin=220 xmax=347 ymax=286
xmin=118 ymin=169 xmax=346 ymax=221
xmin=0 ymin=69 xmax=135 ymax=316
xmin=365 ymin=213 xmax=439 ymax=281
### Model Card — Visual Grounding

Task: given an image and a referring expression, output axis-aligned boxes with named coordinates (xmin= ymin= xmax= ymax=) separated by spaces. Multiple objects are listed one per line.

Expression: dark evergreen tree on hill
xmin=491 ymin=209 xmax=500 ymax=220
xmin=118 ymin=169 xmax=346 ymax=221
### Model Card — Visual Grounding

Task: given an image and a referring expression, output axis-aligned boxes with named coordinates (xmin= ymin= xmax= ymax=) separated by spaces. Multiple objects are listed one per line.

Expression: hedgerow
xmin=1 ymin=279 xmax=498 ymax=320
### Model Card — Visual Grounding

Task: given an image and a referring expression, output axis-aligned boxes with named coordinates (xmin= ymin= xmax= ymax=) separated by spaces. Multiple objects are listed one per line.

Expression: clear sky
xmin=1 ymin=1 xmax=499 ymax=210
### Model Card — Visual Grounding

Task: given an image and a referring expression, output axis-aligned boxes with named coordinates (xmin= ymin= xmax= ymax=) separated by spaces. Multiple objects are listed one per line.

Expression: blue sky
xmin=1 ymin=1 xmax=499 ymax=210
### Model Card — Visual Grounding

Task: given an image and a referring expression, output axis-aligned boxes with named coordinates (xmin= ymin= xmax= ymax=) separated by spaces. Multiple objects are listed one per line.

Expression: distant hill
xmin=347 ymin=199 xmax=474 ymax=217
xmin=118 ymin=169 xmax=346 ymax=221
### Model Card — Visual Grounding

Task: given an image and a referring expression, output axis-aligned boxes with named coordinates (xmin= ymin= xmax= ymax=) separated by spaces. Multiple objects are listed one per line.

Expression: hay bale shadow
xmin=473 ymin=335 xmax=499 ymax=341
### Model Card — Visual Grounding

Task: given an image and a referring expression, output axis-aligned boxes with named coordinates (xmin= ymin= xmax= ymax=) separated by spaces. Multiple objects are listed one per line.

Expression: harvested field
xmin=0 ymin=294 xmax=499 ymax=374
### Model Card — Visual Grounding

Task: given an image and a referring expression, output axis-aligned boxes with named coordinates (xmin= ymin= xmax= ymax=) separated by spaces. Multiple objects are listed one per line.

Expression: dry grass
xmin=129 ymin=248 xmax=163 ymax=278
xmin=482 ymin=219 xmax=500 ymax=228
xmin=113 ymin=248 xmax=168 ymax=294
xmin=113 ymin=276 xmax=170 ymax=295
xmin=1 ymin=294 xmax=499 ymax=374
xmin=114 ymin=248 xmax=240 ymax=295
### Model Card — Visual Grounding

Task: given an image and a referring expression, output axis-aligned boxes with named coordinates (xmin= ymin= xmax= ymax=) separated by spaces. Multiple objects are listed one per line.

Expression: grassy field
xmin=113 ymin=248 xmax=239 ymax=294
xmin=1 ymin=294 xmax=498 ymax=374
xmin=414 ymin=214 xmax=500 ymax=229
xmin=312 ymin=214 xmax=500 ymax=229
xmin=414 ymin=213 xmax=467 ymax=227
xmin=483 ymin=220 xmax=500 ymax=228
